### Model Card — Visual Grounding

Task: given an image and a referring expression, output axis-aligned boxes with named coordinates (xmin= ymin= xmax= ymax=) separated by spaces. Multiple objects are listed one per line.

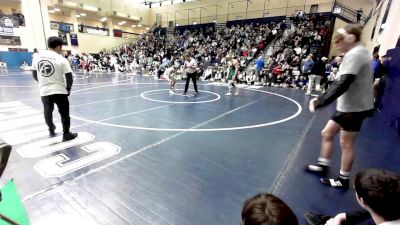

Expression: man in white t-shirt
xmin=306 ymin=24 xmax=374 ymax=189
xmin=32 ymin=37 xmax=77 ymax=142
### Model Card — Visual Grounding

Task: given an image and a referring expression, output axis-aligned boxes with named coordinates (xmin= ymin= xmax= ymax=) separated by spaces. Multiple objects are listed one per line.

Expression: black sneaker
xmin=49 ymin=125 xmax=56 ymax=137
xmin=304 ymin=164 xmax=329 ymax=177
xmin=0 ymin=142 xmax=11 ymax=176
xmin=320 ymin=177 xmax=350 ymax=189
xmin=305 ymin=211 xmax=331 ymax=225
xmin=62 ymin=132 xmax=78 ymax=142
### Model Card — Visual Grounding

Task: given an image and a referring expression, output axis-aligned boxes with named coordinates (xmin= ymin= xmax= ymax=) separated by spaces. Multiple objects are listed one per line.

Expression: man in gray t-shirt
xmin=305 ymin=24 xmax=374 ymax=189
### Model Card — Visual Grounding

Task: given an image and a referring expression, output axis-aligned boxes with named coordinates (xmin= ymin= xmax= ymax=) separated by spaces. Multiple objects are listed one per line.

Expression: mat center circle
xmin=140 ymin=89 xmax=221 ymax=104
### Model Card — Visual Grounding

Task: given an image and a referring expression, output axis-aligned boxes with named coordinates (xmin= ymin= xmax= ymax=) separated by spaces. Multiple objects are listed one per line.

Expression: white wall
xmin=361 ymin=0 xmax=399 ymax=56
xmin=149 ymin=0 xmax=349 ymax=26
xmin=328 ymin=17 xmax=348 ymax=58
xmin=73 ymin=33 xmax=136 ymax=53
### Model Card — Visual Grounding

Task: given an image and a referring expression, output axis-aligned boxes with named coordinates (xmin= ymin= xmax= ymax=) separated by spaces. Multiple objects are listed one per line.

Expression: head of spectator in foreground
xmin=354 ymin=169 xmax=400 ymax=223
xmin=241 ymin=193 xmax=298 ymax=225
xmin=333 ymin=24 xmax=362 ymax=54
xmin=372 ymin=51 xmax=379 ymax=60
xmin=47 ymin=37 xmax=64 ymax=54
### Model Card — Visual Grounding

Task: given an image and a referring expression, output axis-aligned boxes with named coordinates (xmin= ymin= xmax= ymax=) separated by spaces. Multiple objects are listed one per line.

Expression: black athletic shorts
xmin=331 ymin=110 xmax=374 ymax=132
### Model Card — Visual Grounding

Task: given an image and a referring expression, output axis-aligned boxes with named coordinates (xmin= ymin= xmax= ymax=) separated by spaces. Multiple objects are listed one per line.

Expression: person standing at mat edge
xmin=32 ymin=37 xmax=78 ymax=142
xmin=306 ymin=24 xmax=374 ymax=189
xmin=183 ymin=53 xmax=198 ymax=95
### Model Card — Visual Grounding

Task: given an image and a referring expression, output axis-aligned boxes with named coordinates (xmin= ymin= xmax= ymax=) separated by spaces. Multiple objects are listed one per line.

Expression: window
xmin=310 ymin=5 xmax=318 ymax=13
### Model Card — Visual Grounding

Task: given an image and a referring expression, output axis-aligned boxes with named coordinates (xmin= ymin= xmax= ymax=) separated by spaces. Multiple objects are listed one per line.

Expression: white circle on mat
xmin=140 ymin=89 xmax=221 ymax=104
xmin=70 ymin=83 xmax=302 ymax=131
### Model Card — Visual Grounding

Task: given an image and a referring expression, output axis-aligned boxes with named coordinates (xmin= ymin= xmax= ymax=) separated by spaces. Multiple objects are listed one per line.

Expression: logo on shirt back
xmin=38 ymin=60 xmax=55 ymax=77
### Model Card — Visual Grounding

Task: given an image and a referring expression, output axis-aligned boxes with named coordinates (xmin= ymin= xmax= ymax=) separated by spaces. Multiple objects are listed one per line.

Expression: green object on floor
xmin=0 ymin=179 xmax=30 ymax=225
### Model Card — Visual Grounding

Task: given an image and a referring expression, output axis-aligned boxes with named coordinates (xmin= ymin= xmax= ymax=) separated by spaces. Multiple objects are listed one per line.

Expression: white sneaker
xmin=225 ymin=92 xmax=232 ymax=96
xmin=305 ymin=92 xmax=311 ymax=95
xmin=169 ymin=90 xmax=175 ymax=95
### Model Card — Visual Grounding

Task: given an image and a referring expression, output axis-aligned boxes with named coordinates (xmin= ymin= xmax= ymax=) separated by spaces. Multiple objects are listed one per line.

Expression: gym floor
xmin=0 ymin=70 xmax=399 ymax=225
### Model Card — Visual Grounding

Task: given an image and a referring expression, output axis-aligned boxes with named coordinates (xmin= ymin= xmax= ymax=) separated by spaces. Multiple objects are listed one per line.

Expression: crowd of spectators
xmin=65 ymin=21 xmax=283 ymax=80
xmin=244 ymin=14 xmax=338 ymax=94
xmin=63 ymin=14 xmax=359 ymax=96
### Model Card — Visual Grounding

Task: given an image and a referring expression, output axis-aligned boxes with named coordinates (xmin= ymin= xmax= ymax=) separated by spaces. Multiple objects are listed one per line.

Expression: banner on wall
xmin=0 ymin=26 xmax=13 ymax=35
xmin=50 ymin=22 xmax=59 ymax=30
xmin=113 ymin=29 xmax=122 ymax=37
xmin=0 ymin=35 xmax=21 ymax=45
xmin=70 ymin=33 xmax=78 ymax=46
xmin=8 ymin=48 xmax=28 ymax=52
xmin=0 ymin=14 xmax=25 ymax=28
xmin=86 ymin=27 xmax=108 ymax=36
xmin=58 ymin=31 xmax=68 ymax=45
xmin=51 ymin=22 xmax=74 ymax=32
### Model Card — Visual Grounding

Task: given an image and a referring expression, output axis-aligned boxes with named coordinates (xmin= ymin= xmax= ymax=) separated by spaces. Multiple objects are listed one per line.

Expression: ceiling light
xmin=193 ymin=22 xmax=197 ymax=25
xmin=76 ymin=15 xmax=81 ymax=18
xmin=131 ymin=25 xmax=137 ymax=27
xmin=213 ymin=19 xmax=217 ymax=23
xmin=176 ymin=24 xmax=179 ymax=26
xmin=49 ymin=10 xmax=55 ymax=13
xmin=138 ymin=24 xmax=143 ymax=27
xmin=54 ymin=8 xmax=61 ymax=12
xmin=80 ymin=13 xmax=86 ymax=16
xmin=145 ymin=27 xmax=150 ymax=30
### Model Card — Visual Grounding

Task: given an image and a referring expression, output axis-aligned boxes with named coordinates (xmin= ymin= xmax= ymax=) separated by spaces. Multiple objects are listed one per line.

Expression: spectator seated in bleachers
xmin=295 ymin=75 xmax=308 ymax=90
xmin=20 ymin=61 xmax=31 ymax=71
xmin=201 ymin=66 xmax=213 ymax=81
xmin=245 ymin=71 xmax=256 ymax=86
